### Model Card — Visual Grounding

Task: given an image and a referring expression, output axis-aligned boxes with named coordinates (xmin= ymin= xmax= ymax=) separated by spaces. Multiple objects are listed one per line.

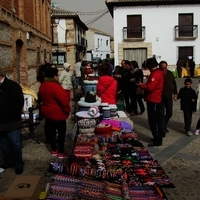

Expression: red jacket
xmin=97 ymin=76 xmax=117 ymax=104
xmin=39 ymin=80 xmax=71 ymax=121
xmin=140 ymin=68 xmax=164 ymax=103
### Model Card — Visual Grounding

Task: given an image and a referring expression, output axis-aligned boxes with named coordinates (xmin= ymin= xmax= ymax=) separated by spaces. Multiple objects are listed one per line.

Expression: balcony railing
xmin=123 ymin=27 xmax=145 ymax=41
xmin=77 ymin=36 xmax=87 ymax=47
xmin=175 ymin=25 xmax=198 ymax=39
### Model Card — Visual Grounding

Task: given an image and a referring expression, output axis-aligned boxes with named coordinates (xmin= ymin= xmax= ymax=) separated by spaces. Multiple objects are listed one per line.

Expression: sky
xmin=52 ymin=0 xmax=114 ymax=36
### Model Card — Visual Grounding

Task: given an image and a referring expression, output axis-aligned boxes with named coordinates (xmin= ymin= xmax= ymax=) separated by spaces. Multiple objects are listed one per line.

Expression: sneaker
xmin=58 ymin=153 xmax=69 ymax=159
xmin=186 ymin=131 xmax=193 ymax=136
xmin=0 ymin=167 xmax=5 ymax=174
xmin=195 ymin=129 xmax=199 ymax=136
xmin=51 ymin=151 xmax=58 ymax=157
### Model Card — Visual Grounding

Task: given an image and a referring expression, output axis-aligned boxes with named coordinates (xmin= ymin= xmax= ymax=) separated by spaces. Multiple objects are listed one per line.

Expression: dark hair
xmin=99 ymin=62 xmax=112 ymax=76
xmin=159 ymin=60 xmax=168 ymax=67
xmin=37 ymin=63 xmax=56 ymax=83
xmin=184 ymin=78 xmax=192 ymax=84
xmin=45 ymin=68 xmax=59 ymax=78
xmin=130 ymin=60 xmax=139 ymax=68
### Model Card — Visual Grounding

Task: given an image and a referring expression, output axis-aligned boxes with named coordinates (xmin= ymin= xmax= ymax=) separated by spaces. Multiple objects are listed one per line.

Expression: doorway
xmin=16 ymin=39 xmax=23 ymax=83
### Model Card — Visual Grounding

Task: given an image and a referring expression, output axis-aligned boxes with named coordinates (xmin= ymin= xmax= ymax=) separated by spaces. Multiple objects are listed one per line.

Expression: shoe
xmin=148 ymin=143 xmax=162 ymax=147
xmin=0 ymin=163 xmax=14 ymax=169
xmin=51 ymin=151 xmax=58 ymax=157
xmin=15 ymin=167 xmax=23 ymax=175
xmin=0 ymin=167 xmax=5 ymax=174
xmin=58 ymin=153 xmax=69 ymax=159
xmin=195 ymin=129 xmax=199 ymax=136
xmin=186 ymin=131 xmax=193 ymax=136
xmin=162 ymin=132 xmax=166 ymax=138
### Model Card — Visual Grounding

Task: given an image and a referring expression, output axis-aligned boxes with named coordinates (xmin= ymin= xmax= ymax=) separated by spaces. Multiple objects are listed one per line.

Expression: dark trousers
xmin=124 ymin=90 xmax=132 ymax=113
xmin=182 ymin=108 xmax=192 ymax=131
xmin=147 ymin=102 xmax=163 ymax=144
xmin=160 ymin=99 xmax=173 ymax=133
xmin=136 ymin=96 xmax=145 ymax=113
xmin=0 ymin=129 xmax=24 ymax=169
xmin=45 ymin=119 xmax=66 ymax=154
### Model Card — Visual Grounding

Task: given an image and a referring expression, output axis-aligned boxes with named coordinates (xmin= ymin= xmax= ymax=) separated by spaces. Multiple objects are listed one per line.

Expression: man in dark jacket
xmin=159 ymin=61 xmax=178 ymax=137
xmin=0 ymin=71 xmax=24 ymax=174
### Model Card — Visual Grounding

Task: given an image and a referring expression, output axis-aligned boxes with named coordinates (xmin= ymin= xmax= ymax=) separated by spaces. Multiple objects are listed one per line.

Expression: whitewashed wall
xmin=113 ymin=5 xmax=200 ymax=66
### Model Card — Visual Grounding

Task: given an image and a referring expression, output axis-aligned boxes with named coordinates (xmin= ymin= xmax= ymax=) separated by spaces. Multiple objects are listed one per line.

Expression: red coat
xmin=39 ymin=80 xmax=71 ymax=121
xmin=140 ymin=68 xmax=164 ymax=103
xmin=97 ymin=76 xmax=117 ymax=104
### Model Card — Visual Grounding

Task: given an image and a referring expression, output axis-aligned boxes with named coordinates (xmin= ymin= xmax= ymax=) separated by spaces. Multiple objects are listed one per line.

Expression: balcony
xmin=123 ymin=27 xmax=145 ymax=41
xmin=174 ymin=25 xmax=198 ymax=40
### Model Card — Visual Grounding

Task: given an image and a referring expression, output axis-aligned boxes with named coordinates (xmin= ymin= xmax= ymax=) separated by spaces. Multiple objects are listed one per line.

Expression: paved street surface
xmin=0 ymin=77 xmax=200 ymax=200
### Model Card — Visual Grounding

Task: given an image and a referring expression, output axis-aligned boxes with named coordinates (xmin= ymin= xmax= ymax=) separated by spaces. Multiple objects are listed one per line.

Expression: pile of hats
xmin=78 ymin=118 xmax=96 ymax=135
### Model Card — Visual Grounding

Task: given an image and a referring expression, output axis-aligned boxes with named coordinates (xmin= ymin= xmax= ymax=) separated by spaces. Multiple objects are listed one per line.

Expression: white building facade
xmin=106 ymin=0 xmax=200 ymax=68
xmin=86 ymin=28 xmax=111 ymax=60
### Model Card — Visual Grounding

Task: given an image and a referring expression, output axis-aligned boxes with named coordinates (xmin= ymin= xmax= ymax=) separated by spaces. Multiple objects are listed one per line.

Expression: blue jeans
xmin=0 ymin=129 xmax=24 ymax=168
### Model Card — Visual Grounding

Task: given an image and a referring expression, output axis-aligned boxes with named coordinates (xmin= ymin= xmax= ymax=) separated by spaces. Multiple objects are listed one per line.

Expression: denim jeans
xmin=0 ymin=129 xmax=24 ymax=168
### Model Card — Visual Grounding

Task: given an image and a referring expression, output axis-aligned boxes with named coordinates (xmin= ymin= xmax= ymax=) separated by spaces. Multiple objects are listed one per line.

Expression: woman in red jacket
xmin=39 ymin=68 xmax=71 ymax=158
xmin=97 ymin=62 xmax=117 ymax=104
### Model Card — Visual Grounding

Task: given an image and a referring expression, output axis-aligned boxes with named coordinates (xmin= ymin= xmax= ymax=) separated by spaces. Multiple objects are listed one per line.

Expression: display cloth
xmin=47 ymin=116 xmax=174 ymax=200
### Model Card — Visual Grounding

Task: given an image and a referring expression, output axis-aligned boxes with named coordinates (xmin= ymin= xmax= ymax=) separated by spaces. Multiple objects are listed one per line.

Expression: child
xmin=178 ymin=78 xmax=197 ymax=136
xmin=194 ymin=80 xmax=200 ymax=135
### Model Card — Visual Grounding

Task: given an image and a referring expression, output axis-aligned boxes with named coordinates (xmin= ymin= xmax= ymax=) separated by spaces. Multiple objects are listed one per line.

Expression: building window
xmin=127 ymin=15 xmax=142 ymax=38
xmin=178 ymin=13 xmax=193 ymax=37
xmin=44 ymin=49 xmax=47 ymax=62
xmin=106 ymin=40 xmax=109 ymax=46
xmin=101 ymin=39 xmax=103 ymax=46
xmin=178 ymin=46 xmax=193 ymax=61
xmin=98 ymin=38 xmax=100 ymax=48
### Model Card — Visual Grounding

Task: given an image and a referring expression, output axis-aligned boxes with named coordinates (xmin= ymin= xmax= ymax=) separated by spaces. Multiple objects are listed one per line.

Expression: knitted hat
xmin=63 ymin=63 xmax=70 ymax=69
xmin=146 ymin=57 xmax=158 ymax=69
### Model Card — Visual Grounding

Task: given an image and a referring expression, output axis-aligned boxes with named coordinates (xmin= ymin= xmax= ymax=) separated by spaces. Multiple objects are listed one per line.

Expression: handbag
xmin=136 ymin=87 xmax=144 ymax=96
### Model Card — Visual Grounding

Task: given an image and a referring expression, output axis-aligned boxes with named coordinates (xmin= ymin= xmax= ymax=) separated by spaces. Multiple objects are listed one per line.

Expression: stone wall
xmin=0 ymin=0 xmax=51 ymax=92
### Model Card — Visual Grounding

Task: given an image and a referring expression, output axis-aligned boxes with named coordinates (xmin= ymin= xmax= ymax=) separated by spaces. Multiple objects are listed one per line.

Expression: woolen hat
xmin=63 ymin=63 xmax=70 ymax=69
xmin=146 ymin=57 xmax=158 ymax=69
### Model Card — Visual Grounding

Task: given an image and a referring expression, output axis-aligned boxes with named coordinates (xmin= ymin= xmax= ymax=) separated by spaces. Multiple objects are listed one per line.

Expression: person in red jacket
xmin=137 ymin=57 xmax=164 ymax=147
xmin=97 ymin=62 xmax=118 ymax=104
xmin=39 ymin=68 xmax=71 ymax=158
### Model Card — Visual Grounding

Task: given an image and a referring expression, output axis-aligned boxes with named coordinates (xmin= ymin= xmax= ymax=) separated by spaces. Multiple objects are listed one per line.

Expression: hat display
xmin=63 ymin=63 xmax=70 ymax=69
xmin=146 ymin=58 xmax=158 ymax=69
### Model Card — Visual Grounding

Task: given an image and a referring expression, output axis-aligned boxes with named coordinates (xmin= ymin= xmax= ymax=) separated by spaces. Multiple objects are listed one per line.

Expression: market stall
xmin=46 ymin=106 xmax=174 ymax=199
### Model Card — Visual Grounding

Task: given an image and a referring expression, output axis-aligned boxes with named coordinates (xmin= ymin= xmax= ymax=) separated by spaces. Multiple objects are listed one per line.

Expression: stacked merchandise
xmin=78 ymin=80 xmax=101 ymax=111
xmin=48 ymin=115 xmax=174 ymax=199
xmin=47 ymin=174 xmax=166 ymax=200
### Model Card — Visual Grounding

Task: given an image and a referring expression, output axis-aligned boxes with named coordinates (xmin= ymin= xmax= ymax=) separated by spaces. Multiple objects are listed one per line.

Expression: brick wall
xmin=0 ymin=0 xmax=51 ymax=91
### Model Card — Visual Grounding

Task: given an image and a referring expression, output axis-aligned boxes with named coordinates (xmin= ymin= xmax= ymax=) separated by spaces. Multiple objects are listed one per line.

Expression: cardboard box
xmin=4 ymin=176 xmax=42 ymax=200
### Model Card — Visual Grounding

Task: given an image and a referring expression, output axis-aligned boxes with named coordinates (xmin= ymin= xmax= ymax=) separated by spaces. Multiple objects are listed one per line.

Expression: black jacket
xmin=178 ymin=86 xmax=197 ymax=112
xmin=162 ymin=70 xmax=177 ymax=100
xmin=0 ymin=77 xmax=24 ymax=132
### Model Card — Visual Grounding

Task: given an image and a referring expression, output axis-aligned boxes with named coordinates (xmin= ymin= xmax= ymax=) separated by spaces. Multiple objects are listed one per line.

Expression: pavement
xmin=0 ymin=77 xmax=200 ymax=200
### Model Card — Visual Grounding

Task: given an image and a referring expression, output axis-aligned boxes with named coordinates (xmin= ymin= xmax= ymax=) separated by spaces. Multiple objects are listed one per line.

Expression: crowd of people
xmin=0 ymin=56 xmax=199 ymax=175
